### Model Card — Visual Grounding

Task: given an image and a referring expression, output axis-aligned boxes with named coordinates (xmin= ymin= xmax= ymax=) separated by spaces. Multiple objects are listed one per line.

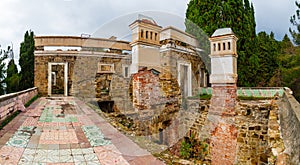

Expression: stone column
xmin=208 ymin=28 xmax=238 ymax=165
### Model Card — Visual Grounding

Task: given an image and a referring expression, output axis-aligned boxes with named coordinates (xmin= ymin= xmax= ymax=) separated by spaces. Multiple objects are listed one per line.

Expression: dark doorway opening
xmin=97 ymin=101 xmax=115 ymax=113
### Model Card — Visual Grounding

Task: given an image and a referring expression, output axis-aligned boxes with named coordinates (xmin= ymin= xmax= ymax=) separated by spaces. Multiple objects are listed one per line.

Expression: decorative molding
xmin=97 ymin=63 xmax=115 ymax=73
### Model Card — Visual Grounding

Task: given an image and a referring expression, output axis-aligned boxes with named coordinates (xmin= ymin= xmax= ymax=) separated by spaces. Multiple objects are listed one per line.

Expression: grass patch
xmin=0 ymin=110 xmax=20 ymax=130
xmin=187 ymin=94 xmax=212 ymax=100
xmin=24 ymin=95 xmax=39 ymax=107
xmin=200 ymin=94 xmax=212 ymax=100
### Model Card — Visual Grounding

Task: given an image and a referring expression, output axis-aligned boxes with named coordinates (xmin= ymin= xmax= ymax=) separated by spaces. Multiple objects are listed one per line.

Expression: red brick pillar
xmin=209 ymin=84 xmax=237 ymax=164
xmin=208 ymin=28 xmax=238 ymax=165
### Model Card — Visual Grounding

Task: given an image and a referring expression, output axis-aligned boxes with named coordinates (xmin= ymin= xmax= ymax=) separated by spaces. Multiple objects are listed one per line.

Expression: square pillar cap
xmin=211 ymin=28 xmax=235 ymax=37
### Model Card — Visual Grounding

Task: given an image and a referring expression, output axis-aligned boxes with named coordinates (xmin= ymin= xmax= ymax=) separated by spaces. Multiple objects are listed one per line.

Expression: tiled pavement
xmin=0 ymin=97 xmax=164 ymax=165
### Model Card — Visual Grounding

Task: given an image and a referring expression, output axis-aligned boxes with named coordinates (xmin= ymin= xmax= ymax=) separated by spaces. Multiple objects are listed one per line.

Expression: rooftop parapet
xmin=34 ymin=36 xmax=131 ymax=51
xmin=160 ymin=26 xmax=199 ymax=48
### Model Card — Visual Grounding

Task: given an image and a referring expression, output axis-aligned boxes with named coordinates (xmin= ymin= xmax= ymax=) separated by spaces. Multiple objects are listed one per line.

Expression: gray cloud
xmin=0 ymin=0 xmax=189 ymax=60
xmin=251 ymin=0 xmax=296 ymax=40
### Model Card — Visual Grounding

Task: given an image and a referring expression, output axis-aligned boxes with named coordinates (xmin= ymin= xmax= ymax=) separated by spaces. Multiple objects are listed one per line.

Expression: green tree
xmin=0 ymin=46 xmax=7 ymax=95
xmin=289 ymin=1 xmax=300 ymax=45
xmin=270 ymin=35 xmax=300 ymax=100
xmin=185 ymin=0 xmax=257 ymax=86
xmin=282 ymin=51 xmax=300 ymax=101
xmin=185 ymin=0 xmax=283 ymax=87
xmin=253 ymin=32 xmax=280 ymax=86
xmin=5 ymin=46 xmax=19 ymax=93
xmin=19 ymin=30 xmax=35 ymax=90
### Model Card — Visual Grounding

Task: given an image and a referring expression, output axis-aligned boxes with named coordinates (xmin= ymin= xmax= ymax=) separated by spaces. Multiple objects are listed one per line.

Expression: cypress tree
xmin=5 ymin=49 xmax=19 ymax=93
xmin=19 ymin=30 xmax=35 ymax=90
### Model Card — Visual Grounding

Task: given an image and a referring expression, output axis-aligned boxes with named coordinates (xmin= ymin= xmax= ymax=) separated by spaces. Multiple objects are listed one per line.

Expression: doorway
xmin=178 ymin=62 xmax=192 ymax=97
xmin=48 ymin=62 xmax=68 ymax=96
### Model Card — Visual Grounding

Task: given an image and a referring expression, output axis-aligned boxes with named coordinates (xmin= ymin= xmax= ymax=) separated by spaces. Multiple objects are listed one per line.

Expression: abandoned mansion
xmin=10 ymin=14 xmax=295 ymax=164
xmin=34 ymin=15 xmax=211 ymax=110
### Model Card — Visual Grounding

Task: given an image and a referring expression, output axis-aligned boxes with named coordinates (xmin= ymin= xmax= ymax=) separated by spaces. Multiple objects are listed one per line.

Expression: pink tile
xmin=37 ymin=122 xmax=44 ymax=127
xmin=21 ymin=117 xmax=38 ymax=126
xmin=0 ymin=146 xmax=14 ymax=156
xmin=4 ymin=160 xmax=19 ymax=165
xmin=40 ymin=129 xmax=78 ymax=144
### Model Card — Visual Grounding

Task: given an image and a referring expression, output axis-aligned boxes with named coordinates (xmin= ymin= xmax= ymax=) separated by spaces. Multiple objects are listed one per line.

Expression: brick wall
xmin=132 ymin=68 xmax=181 ymax=110
xmin=207 ymin=85 xmax=237 ymax=164
xmin=132 ymin=68 xmax=162 ymax=110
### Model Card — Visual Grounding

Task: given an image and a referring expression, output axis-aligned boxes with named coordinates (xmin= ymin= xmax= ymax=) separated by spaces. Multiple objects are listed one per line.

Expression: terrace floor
xmin=0 ymin=97 xmax=164 ymax=165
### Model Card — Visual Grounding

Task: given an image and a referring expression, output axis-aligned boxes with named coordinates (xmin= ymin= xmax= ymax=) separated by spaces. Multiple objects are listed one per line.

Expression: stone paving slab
xmin=0 ymin=97 xmax=164 ymax=165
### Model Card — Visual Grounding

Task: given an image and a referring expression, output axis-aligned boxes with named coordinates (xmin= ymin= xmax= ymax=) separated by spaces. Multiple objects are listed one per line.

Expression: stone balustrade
xmin=0 ymin=87 xmax=38 ymax=122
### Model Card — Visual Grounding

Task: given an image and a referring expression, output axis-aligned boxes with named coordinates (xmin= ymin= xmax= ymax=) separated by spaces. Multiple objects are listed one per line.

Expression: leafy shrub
xmin=179 ymin=134 xmax=209 ymax=161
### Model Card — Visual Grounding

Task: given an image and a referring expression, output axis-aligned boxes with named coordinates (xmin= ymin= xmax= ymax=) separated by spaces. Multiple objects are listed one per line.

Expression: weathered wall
xmin=0 ymin=87 xmax=38 ymax=121
xmin=35 ymin=51 xmax=131 ymax=104
xmin=71 ymin=55 xmax=99 ymax=98
xmin=187 ymin=99 xmax=210 ymax=138
xmin=34 ymin=54 xmax=76 ymax=96
xmin=101 ymin=57 xmax=132 ymax=112
xmin=236 ymin=100 xmax=285 ymax=164
xmin=132 ymin=68 xmax=161 ymax=110
xmin=72 ymin=55 xmax=133 ymax=111
xmin=277 ymin=91 xmax=300 ymax=165
xmin=110 ymin=73 xmax=133 ymax=112
xmin=160 ymin=46 xmax=206 ymax=96
xmin=131 ymin=68 xmax=181 ymax=110
xmin=183 ymin=98 xmax=289 ymax=164
xmin=208 ymin=85 xmax=237 ymax=165
xmin=35 ymin=50 xmax=131 ymax=99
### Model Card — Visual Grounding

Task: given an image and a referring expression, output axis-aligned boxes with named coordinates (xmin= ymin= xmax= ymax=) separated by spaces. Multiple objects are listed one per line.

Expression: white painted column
xmin=64 ymin=62 xmax=68 ymax=97
xmin=188 ymin=63 xmax=192 ymax=96
xmin=177 ymin=61 xmax=192 ymax=97
xmin=48 ymin=63 xmax=52 ymax=96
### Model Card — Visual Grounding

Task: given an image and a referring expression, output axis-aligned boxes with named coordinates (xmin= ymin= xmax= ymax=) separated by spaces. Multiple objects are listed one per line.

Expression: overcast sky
xmin=0 ymin=0 xmax=297 ymax=61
